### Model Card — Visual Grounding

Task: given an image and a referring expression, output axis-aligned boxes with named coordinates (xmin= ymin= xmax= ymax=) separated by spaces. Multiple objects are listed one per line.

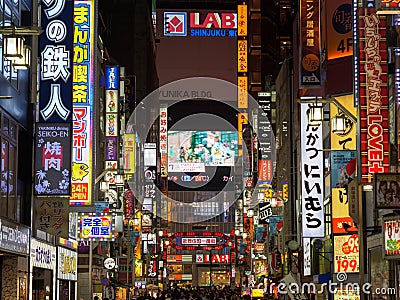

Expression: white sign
xmin=303 ymin=238 xmax=311 ymax=276
xmin=57 ymin=247 xmax=77 ymax=280
xmin=182 ymin=237 xmax=216 ymax=245
xmin=168 ymin=162 xmax=206 ymax=172
xmin=30 ymin=238 xmax=57 ymax=270
xmin=300 ymin=104 xmax=324 ymax=237
xmin=160 ymin=106 xmax=168 ymax=154
xmin=104 ymin=257 xmax=116 ymax=270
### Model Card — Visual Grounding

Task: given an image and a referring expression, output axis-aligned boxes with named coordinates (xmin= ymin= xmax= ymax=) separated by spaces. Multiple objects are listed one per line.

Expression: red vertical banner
xmin=300 ymin=0 xmax=322 ymax=87
xmin=359 ymin=9 xmax=389 ymax=182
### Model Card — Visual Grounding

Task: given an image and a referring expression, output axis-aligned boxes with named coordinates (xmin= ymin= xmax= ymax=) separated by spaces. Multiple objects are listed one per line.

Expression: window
xmin=0 ymin=112 xmax=18 ymax=219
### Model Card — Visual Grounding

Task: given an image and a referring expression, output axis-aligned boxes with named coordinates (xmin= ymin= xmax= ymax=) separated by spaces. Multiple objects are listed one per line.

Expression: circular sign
xmin=101 ymin=277 xmax=110 ymax=286
xmin=104 ymin=257 xmax=116 ymax=270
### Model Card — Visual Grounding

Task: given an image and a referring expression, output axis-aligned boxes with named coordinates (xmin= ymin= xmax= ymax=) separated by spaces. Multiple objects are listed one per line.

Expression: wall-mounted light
xmin=100 ymin=181 xmax=109 ymax=192
xmin=270 ymin=198 xmax=278 ymax=208
xmin=2 ymin=34 xmax=24 ymax=60
xmin=331 ymin=115 xmax=347 ymax=134
xmin=114 ymin=174 xmax=124 ymax=185
xmin=247 ymin=209 xmax=254 ymax=218
xmin=12 ymin=45 xmax=31 ymax=70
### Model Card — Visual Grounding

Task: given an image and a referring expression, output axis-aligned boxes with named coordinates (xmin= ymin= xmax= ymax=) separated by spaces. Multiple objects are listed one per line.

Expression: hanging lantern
xmin=331 ymin=115 xmax=347 ymax=134
xmin=307 ymin=104 xmax=324 ymax=125
xmin=12 ymin=45 xmax=31 ymax=69
xmin=2 ymin=35 xmax=24 ymax=60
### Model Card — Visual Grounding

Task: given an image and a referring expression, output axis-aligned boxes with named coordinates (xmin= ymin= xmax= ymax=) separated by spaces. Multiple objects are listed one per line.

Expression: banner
xmin=300 ymin=0 xmax=321 ymax=87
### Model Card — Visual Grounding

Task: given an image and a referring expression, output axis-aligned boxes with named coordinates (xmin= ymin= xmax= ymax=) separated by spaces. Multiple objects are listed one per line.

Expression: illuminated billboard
xmin=79 ymin=214 xmax=114 ymax=240
xmin=357 ymin=8 xmax=389 ymax=182
xmin=39 ymin=0 xmax=73 ymax=123
xmin=71 ymin=0 xmax=95 ymax=205
xmin=383 ymin=217 xmax=400 ymax=259
xmin=164 ymin=11 xmax=237 ymax=37
xmin=34 ymin=123 xmax=72 ymax=196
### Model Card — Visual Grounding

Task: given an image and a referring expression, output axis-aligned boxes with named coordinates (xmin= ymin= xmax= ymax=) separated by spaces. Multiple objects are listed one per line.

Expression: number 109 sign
xmin=334 ymin=234 xmax=359 ymax=273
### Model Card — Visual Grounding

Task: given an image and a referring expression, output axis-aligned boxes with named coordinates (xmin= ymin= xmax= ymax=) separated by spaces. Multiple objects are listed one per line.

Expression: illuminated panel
xmin=79 ymin=214 xmax=115 ymax=240
xmin=70 ymin=0 xmax=94 ymax=205
xmin=300 ymin=104 xmax=324 ymax=238
xmin=327 ymin=1 xmax=353 ymax=60
xmin=359 ymin=9 xmax=389 ymax=182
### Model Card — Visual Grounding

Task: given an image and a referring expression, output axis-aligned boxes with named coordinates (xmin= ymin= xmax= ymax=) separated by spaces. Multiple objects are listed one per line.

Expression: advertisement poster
xmin=369 ymin=246 xmax=389 ymax=300
xmin=333 ymin=234 xmax=359 ymax=273
xmin=383 ymin=218 xmax=400 ymax=258
xmin=375 ymin=173 xmax=400 ymax=209
xmin=330 ymin=151 xmax=356 ymax=188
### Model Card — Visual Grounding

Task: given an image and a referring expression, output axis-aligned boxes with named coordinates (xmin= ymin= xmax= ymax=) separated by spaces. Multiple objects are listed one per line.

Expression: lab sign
xmin=195 ymin=254 xmax=230 ymax=264
xmin=189 ymin=12 xmax=237 ymax=28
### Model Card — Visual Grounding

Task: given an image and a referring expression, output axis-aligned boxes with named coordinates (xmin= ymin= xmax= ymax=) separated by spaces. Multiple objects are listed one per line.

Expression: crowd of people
xmin=133 ymin=285 xmax=267 ymax=300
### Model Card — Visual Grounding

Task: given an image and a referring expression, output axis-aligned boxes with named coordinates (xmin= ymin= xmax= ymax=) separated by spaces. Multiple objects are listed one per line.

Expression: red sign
xmin=258 ymin=160 xmax=273 ymax=182
xmin=190 ymin=13 xmax=236 ymax=29
xmin=332 ymin=217 xmax=358 ymax=234
xmin=359 ymin=9 xmax=389 ymax=182
xmin=196 ymin=254 xmax=230 ymax=263
xmin=169 ymin=231 xmax=233 ymax=251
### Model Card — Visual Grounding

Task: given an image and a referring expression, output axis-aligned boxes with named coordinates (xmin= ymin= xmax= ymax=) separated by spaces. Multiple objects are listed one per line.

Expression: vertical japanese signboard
xmin=358 ymin=8 xmax=389 ymax=182
xmin=300 ymin=0 xmax=321 ymax=87
xmin=105 ymin=66 xmax=119 ymax=137
xmin=330 ymin=95 xmax=356 ymax=150
xmin=70 ymin=0 xmax=95 ymax=205
xmin=300 ymin=104 xmax=324 ymax=237
xmin=258 ymin=92 xmax=273 ymax=182
xmin=34 ymin=197 xmax=70 ymax=239
xmin=327 ymin=1 xmax=353 ymax=60
xmin=237 ymin=3 xmax=248 ymax=109
xmin=39 ymin=0 xmax=73 ymax=123
xmin=160 ymin=105 xmax=168 ymax=177
xmin=34 ymin=123 xmax=72 ymax=195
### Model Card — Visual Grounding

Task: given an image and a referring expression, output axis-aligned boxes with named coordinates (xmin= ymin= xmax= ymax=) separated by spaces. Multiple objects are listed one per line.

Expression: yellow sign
xmin=238 ymin=113 xmax=248 ymax=146
xmin=238 ymin=40 xmax=247 ymax=72
xmin=330 ymin=95 xmax=357 ymax=150
xmin=238 ymin=76 xmax=248 ymax=108
xmin=332 ymin=188 xmax=348 ymax=218
xmin=252 ymin=289 xmax=264 ymax=297
xmin=334 ymin=234 xmax=359 ymax=273
xmin=237 ymin=5 xmax=247 ymax=36
xmin=123 ymin=134 xmax=135 ymax=174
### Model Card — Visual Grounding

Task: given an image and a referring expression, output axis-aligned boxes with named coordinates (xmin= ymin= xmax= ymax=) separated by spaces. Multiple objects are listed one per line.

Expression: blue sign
xmin=38 ymin=0 xmax=73 ymax=123
xmin=105 ymin=66 xmax=119 ymax=90
xmin=101 ymin=277 xmax=110 ymax=285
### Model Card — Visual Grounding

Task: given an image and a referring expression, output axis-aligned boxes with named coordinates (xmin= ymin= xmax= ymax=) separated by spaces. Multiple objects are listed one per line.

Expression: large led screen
xmin=168 ymin=131 xmax=238 ymax=170
xmin=167 ymin=131 xmax=237 ymax=191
